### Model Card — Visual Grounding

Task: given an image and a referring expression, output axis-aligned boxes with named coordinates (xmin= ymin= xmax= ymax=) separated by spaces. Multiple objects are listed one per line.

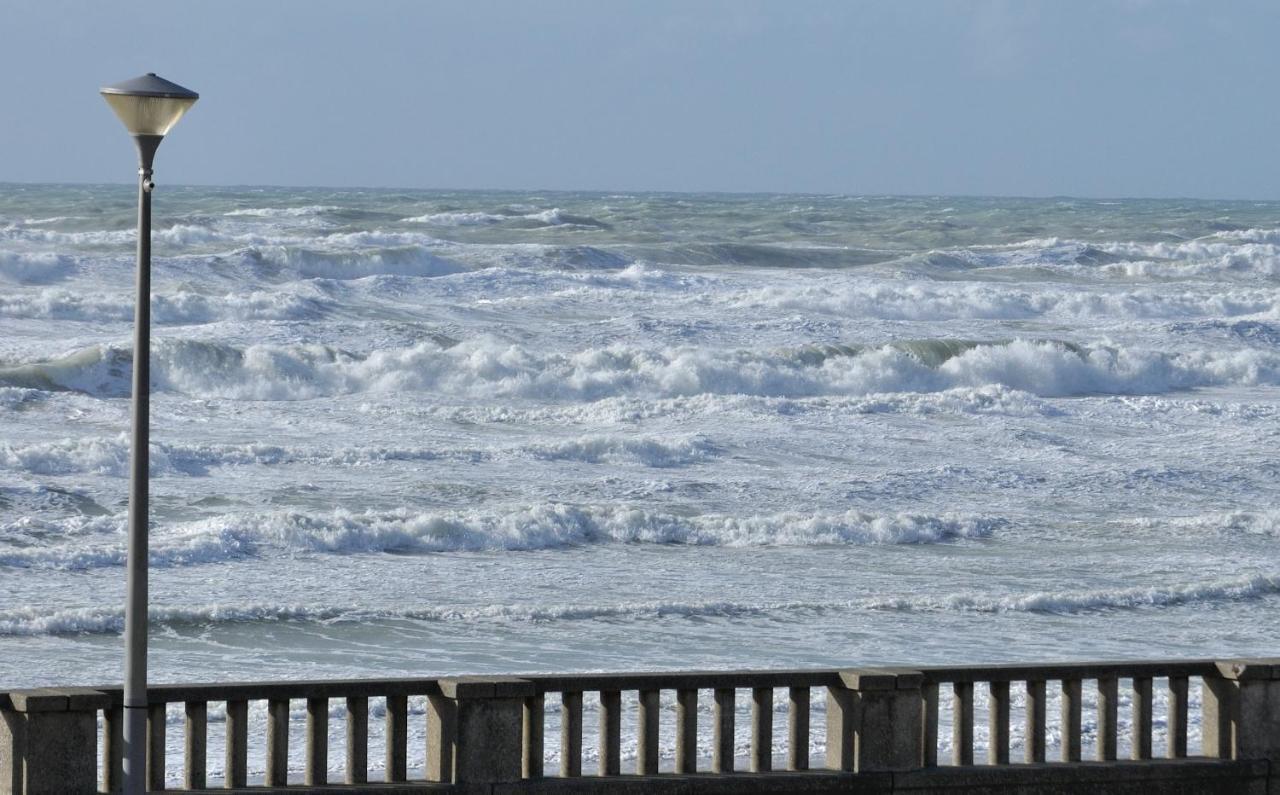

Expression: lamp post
xmin=100 ymin=72 xmax=198 ymax=795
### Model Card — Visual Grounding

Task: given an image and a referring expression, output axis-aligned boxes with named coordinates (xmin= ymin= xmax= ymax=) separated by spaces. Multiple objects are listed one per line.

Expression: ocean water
xmin=2 ymin=185 xmax=1278 ymax=778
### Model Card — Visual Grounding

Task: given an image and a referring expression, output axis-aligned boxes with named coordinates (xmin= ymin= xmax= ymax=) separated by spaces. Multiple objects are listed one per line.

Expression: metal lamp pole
xmin=100 ymin=73 xmax=198 ymax=795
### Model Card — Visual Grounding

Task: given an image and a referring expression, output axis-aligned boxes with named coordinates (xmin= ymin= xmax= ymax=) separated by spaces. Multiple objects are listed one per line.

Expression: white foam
xmin=1129 ymin=509 xmax=1280 ymax=537
xmin=525 ymin=434 xmax=718 ymax=467
xmin=241 ymin=244 xmax=467 ymax=280
xmin=871 ymin=573 xmax=1280 ymax=614
xmin=225 ymin=205 xmax=342 ymax=218
xmin=3 ymin=572 xmax=1271 ymax=636
xmin=402 ymin=207 xmax=606 ymax=228
xmin=0 ymin=288 xmax=329 ymax=323
xmin=8 ymin=337 xmax=1279 ymax=401
xmin=0 ymin=433 xmax=717 ymax=477
xmin=0 ymin=505 xmax=999 ymax=570
xmin=402 ymin=211 xmax=507 ymax=226
xmin=731 ymin=281 xmax=1280 ymax=322
xmin=0 ymin=252 xmax=75 ymax=284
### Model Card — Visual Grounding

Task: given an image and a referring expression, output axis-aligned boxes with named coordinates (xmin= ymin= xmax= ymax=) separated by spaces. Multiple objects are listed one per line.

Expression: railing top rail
xmin=82 ymin=676 xmax=445 ymax=705
xmin=0 ymin=658 xmax=1238 ymax=709
xmin=520 ymin=667 xmax=843 ymax=693
xmin=916 ymin=659 xmax=1220 ymax=683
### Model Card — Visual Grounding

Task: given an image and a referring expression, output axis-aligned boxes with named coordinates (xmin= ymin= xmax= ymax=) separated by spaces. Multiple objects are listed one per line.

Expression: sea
xmin=1 ymin=185 xmax=1277 ymax=779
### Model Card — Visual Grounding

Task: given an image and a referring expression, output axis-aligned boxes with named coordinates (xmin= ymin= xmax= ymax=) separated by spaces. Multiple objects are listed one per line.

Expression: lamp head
xmin=100 ymin=73 xmax=198 ymax=138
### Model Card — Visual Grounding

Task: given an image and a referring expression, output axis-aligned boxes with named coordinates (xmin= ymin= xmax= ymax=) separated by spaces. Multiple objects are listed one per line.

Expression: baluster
xmin=560 ymin=691 xmax=583 ymax=777
xmin=824 ymin=685 xmax=855 ymax=772
xmin=306 ymin=697 xmax=328 ymax=785
xmin=988 ymin=681 xmax=1010 ymax=765
xmin=426 ymin=692 xmax=456 ymax=783
xmin=1097 ymin=677 xmax=1118 ymax=761
xmin=788 ymin=686 xmax=810 ymax=771
xmin=184 ymin=701 xmax=207 ymax=790
xmin=952 ymin=681 xmax=974 ymax=766
xmin=523 ymin=693 xmax=544 ymax=778
xmin=714 ymin=688 xmax=735 ymax=773
xmin=1203 ymin=675 xmax=1236 ymax=759
xmin=1168 ymin=676 xmax=1188 ymax=759
xmin=921 ymin=682 xmax=938 ymax=767
xmin=599 ymin=690 xmax=621 ymax=776
xmin=103 ymin=705 xmax=124 ymax=793
xmin=224 ymin=700 xmax=248 ymax=788
xmin=1025 ymin=680 xmax=1046 ymax=764
xmin=638 ymin=689 xmax=660 ymax=775
xmin=1060 ymin=680 xmax=1082 ymax=763
xmin=266 ymin=698 xmax=289 ymax=786
xmin=147 ymin=702 xmax=166 ymax=791
xmin=1132 ymin=677 xmax=1153 ymax=760
xmin=345 ymin=696 xmax=368 ymax=784
xmin=751 ymin=687 xmax=773 ymax=772
xmin=384 ymin=694 xmax=408 ymax=782
xmin=676 ymin=689 xmax=698 ymax=774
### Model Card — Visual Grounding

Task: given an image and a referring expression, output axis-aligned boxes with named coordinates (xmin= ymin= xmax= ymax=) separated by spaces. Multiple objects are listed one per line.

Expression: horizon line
xmin=1 ymin=178 xmax=1278 ymax=205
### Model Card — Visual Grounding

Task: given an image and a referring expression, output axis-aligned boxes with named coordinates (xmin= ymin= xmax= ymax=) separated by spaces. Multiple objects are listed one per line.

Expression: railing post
xmin=838 ymin=669 xmax=925 ymax=773
xmin=560 ymin=691 xmax=582 ymax=778
xmin=433 ymin=677 xmax=534 ymax=785
xmin=824 ymin=683 xmax=855 ymax=772
xmin=1211 ymin=659 xmax=1280 ymax=770
xmin=0 ymin=688 xmax=109 ymax=795
xmin=1203 ymin=669 xmax=1239 ymax=759
xmin=522 ymin=693 xmax=544 ymax=779
xmin=426 ymin=692 xmax=456 ymax=783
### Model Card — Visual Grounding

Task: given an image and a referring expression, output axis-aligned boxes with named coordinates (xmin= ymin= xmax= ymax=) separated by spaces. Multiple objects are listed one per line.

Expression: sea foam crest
xmin=402 ymin=207 xmax=609 ymax=229
xmin=5 ymin=337 xmax=1280 ymax=401
xmin=224 ymin=205 xmax=342 ymax=218
xmin=0 ymin=600 xmax=821 ymax=636
xmin=732 ymin=281 xmax=1280 ymax=322
xmin=3 ymin=572 xmax=1274 ymax=636
xmin=0 ymin=252 xmax=76 ymax=284
xmin=870 ymin=573 xmax=1280 ymax=614
xmin=0 ymin=432 xmax=717 ymax=477
xmin=0 ymin=288 xmax=329 ymax=323
xmin=0 ymin=505 xmax=1000 ymax=570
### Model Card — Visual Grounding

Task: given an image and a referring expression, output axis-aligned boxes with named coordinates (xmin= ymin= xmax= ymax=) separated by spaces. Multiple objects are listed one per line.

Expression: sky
xmin=3 ymin=0 xmax=1279 ymax=198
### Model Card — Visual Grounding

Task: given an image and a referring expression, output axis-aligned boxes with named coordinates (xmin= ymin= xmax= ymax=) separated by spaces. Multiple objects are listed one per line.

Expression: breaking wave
xmin=0 ymin=252 xmax=76 ymax=284
xmin=0 ymin=599 xmax=841 ymax=636
xmin=0 ymin=433 xmax=719 ymax=477
xmin=0 ymin=505 xmax=1000 ymax=570
xmin=731 ymin=282 xmax=1280 ymax=322
xmin=0 ymin=288 xmax=329 ymax=323
xmin=4 ymin=337 xmax=1280 ymax=401
xmin=235 ymin=244 xmax=467 ymax=280
xmin=3 ymin=572 xmax=1273 ymax=636
xmin=870 ymin=573 xmax=1280 ymax=614
xmin=224 ymin=205 xmax=343 ymax=218
xmin=403 ymin=207 xmax=610 ymax=229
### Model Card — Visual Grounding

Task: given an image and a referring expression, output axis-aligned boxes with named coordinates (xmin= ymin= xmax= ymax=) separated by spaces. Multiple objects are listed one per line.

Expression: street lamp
xmin=100 ymin=72 xmax=198 ymax=795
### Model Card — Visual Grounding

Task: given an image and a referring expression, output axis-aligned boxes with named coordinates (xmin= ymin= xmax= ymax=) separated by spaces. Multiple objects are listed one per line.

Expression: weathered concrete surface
xmin=52 ymin=760 xmax=1268 ymax=795
xmin=442 ymin=677 xmax=535 ymax=785
xmin=1217 ymin=659 xmax=1280 ymax=795
xmin=841 ymin=670 xmax=925 ymax=773
xmin=0 ymin=708 xmax=23 ymax=795
xmin=1 ymin=688 xmax=108 ymax=795
xmin=893 ymin=758 xmax=1269 ymax=795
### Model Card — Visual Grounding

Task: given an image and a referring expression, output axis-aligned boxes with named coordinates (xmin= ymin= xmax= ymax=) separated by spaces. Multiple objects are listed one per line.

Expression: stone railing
xmin=2 ymin=658 xmax=1277 ymax=793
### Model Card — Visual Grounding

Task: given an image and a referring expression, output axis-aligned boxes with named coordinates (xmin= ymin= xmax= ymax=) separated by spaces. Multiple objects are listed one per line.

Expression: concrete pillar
xmin=1 ymin=688 xmax=110 ymax=795
xmin=1212 ymin=659 xmax=1280 ymax=794
xmin=824 ymin=685 xmax=856 ymax=771
xmin=432 ymin=677 xmax=535 ymax=785
xmin=829 ymin=669 xmax=925 ymax=773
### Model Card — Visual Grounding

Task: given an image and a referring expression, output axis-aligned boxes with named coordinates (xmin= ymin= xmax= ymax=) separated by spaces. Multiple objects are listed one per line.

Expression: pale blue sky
xmin=4 ymin=0 xmax=1278 ymax=198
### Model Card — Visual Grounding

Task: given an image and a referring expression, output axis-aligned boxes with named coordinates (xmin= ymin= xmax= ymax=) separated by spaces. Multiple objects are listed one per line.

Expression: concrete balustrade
xmin=2 ymin=659 xmax=1278 ymax=793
